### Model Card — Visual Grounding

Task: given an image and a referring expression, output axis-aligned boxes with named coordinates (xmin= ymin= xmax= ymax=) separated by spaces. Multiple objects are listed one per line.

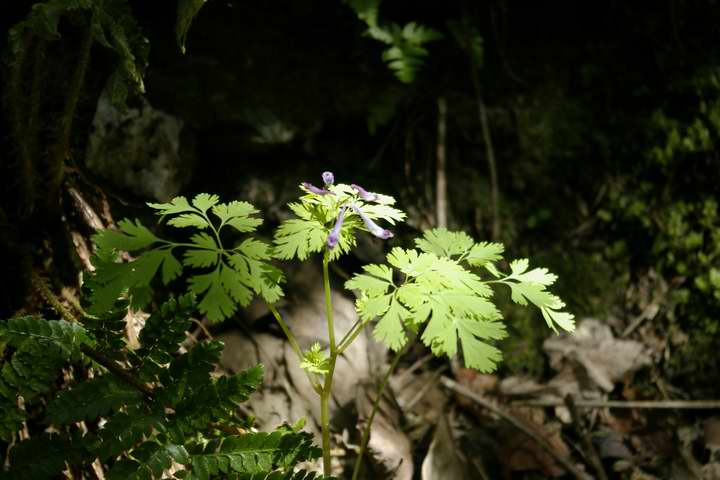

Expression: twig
xmin=403 ymin=365 xmax=448 ymax=412
xmin=190 ymin=318 xmax=213 ymax=340
xmin=565 ymin=395 xmax=608 ymax=480
xmin=352 ymin=343 xmax=409 ymax=480
xmin=79 ymin=345 xmax=154 ymax=399
xmin=435 ymin=97 xmax=448 ymax=228
xmin=440 ymin=376 xmax=591 ymax=480
xmin=515 ymin=398 xmax=720 ymax=410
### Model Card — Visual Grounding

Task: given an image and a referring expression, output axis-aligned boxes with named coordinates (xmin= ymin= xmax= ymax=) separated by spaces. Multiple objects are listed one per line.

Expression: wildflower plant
xmin=1 ymin=172 xmax=574 ymax=479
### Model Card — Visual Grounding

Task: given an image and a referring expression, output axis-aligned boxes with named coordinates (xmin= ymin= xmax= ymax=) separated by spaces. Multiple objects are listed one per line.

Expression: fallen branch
xmin=440 ymin=376 xmax=592 ymax=480
xmin=514 ymin=398 xmax=720 ymax=410
xmin=565 ymin=395 xmax=608 ymax=480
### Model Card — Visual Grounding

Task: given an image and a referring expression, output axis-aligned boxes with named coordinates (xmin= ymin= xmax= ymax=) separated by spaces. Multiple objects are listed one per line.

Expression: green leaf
xmin=219 ymin=263 xmax=253 ymax=307
xmin=372 ymin=297 xmax=409 ymax=351
xmin=501 ymin=260 xmax=575 ymax=333
xmin=414 ymin=228 xmax=474 ymax=258
xmin=0 ymin=317 xmax=94 ymax=357
xmin=357 ymin=293 xmax=393 ymax=321
xmin=8 ymin=433 xmax=85 ymax=480
xmin=136 ymin=294 xmax=195 ymax=368
xmin=345 ymin=264 xmax=393 ymax=296
xmin=93 ymin=219 xmax=160 ymax=252
xmin=46 ymin=376 xmax=142 ymax=425
xmin=356 ymin=202 xmax=406 ymax=224
xmin=182 ymin=430 xmax=321 ymax=478
xmin=192 ymin=193 xmax=220 ymax=213
xmin=160 ymin=249 xmax=183 ymax=284
xmin=273 ymin=218 xmax=327 ymax=260
xmin=168 ymin=213 xmax=210 ymax=229
xmin=184 ymin=248 xmax=220 ymax=268
xmin=176 ymin=0 xmax=207 ymax=54
xmin=213 ymin=201 xmax=262 ymax=232
xmin=189 ymin=268 xmax=236 ymax=321
xmin=148 ymin=196 xmax=194 ymax=215
xmin=465 ymin=241 xmax=505 ymax=267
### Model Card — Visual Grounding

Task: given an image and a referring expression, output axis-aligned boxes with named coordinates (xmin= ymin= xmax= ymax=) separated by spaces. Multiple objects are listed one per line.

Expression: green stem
xmin=351 ymin=343 xmax=409 ymax=480
xmin=323 ymin=250 xmax=336 ymax=351
xmin=338 ymin=318 xmax=366 ymax=354
xmin=267 ymin=303 xmax=322 ymax=394
xmin=200 ymin=210 xmax=225 ymax=250
xmin=320 ymin=249 xmax=338 ymax=476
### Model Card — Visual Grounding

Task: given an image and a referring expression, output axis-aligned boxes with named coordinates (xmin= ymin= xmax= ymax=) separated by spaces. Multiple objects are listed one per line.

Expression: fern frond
xmin=95 ymin=409 xmax=165 ymax=460
xmin=7 ymin=433 xmax=88 ymax=480
xmin=180 ymin=430 xmax=321 ymax=480
xmin=169 ymin=361 xmax=263 ymax=433
xmin=46 ymin=375 xmax=142 ymax=425
xmin=0 ymin=340 xmax=69 ymax=440
xmin=135 ymin=293 xmax=195 ymax=370
xmin=0 ymin=316 xmax=93 ymax=359
xmin=105 ymin=441 xmax=189 ymax=480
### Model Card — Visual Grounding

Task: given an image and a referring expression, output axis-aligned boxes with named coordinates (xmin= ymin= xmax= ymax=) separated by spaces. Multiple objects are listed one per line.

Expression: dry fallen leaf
xmin=421 ymin=414 xmax=470 ymax=480
xmin=544 ymin=318 xmax=652 ymax=392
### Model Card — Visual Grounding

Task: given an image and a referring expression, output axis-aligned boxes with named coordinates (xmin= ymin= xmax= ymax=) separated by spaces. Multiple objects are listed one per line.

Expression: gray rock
xmin=85 ymin=91 xmax=194 ymax=201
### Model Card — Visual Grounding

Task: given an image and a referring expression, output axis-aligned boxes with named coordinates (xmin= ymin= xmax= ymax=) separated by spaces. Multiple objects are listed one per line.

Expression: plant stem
xmin=323 ymin=251 xmax=337 ymax=352
xmin=267 ymin=303 xmax=303 ymax=360
xmin=337 ymin=317 xmax=367 ymax=353
xmin=351 ymin=343 xmax=408 ymax=480
xmin=320 ymin=249 xmax=338 ymax=476
xmin=267 ymin=303 xmax=322 ymax=394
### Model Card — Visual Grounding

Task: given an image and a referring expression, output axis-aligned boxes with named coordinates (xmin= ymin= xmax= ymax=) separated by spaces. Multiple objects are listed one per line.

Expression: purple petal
xmin=302 ymin=182 xmax=331 ymax=195
xmin=352 ymin=204 xmax=393 ymax=240
xmin=327 ymin=206 xmax=347 ymax=248
xmin=322 ymin=171 xmax=335 ymax=186
xmin=351 ymin=184 xmax=379 ymax=202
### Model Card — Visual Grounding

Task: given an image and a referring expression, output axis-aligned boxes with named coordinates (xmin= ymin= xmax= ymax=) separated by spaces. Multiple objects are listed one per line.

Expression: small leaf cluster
xmin=346 ymin=228 xmax=575 ymax=372
xmin=90 ymin=194 xmax=283 ymax=322
xmin=273 ymin=183 xmax=405 ymax=261
xmin=344 ymin=0 xmax=442 ymax=83
xmin=0 ymin=290 xmax=326 ymax=479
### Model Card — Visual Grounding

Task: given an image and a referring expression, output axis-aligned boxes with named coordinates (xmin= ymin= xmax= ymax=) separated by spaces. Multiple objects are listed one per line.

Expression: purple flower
xmin=302 ymin=182 xmax=331 ymax=195
xmin=322 ymin=171 xmax=335 ymax=186
xmin=351 ymin=184 xmax=379 ymax=202
xmin=327 ymin=206 xmax=347 ymax=248
xmin=352 ymin=204 xmax=393 ymax=240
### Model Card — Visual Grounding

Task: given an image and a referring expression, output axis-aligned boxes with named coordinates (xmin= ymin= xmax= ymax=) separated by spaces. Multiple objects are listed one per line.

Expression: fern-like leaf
xmin=0 ymin=316 xmax=94 ymax=359
xmin=135 ymin=293 xmax=195 ymax=370
xmin=180 ymin=430 xmax=321 ymax=480
xmin=347 ymin=229 xmax=574 ymax=372
xmin=46 ymin=376 xmax=142 ymax=425
xmin=91 ymin=194 xmax=280 ymax=322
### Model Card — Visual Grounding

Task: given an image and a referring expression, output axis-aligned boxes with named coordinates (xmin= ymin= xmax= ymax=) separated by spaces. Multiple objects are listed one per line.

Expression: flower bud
xmin=351 ymin=184 xmax=379 ymax=202
xmin=322 ymin=171 xmax=335 ymax=186
xmin=352 ymin=204 xmax=393 ymax=239
xmin=302 ymin=182 xmax=331 ymax=195
xmin=327 ymin=206 xmax=347 ymax=248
